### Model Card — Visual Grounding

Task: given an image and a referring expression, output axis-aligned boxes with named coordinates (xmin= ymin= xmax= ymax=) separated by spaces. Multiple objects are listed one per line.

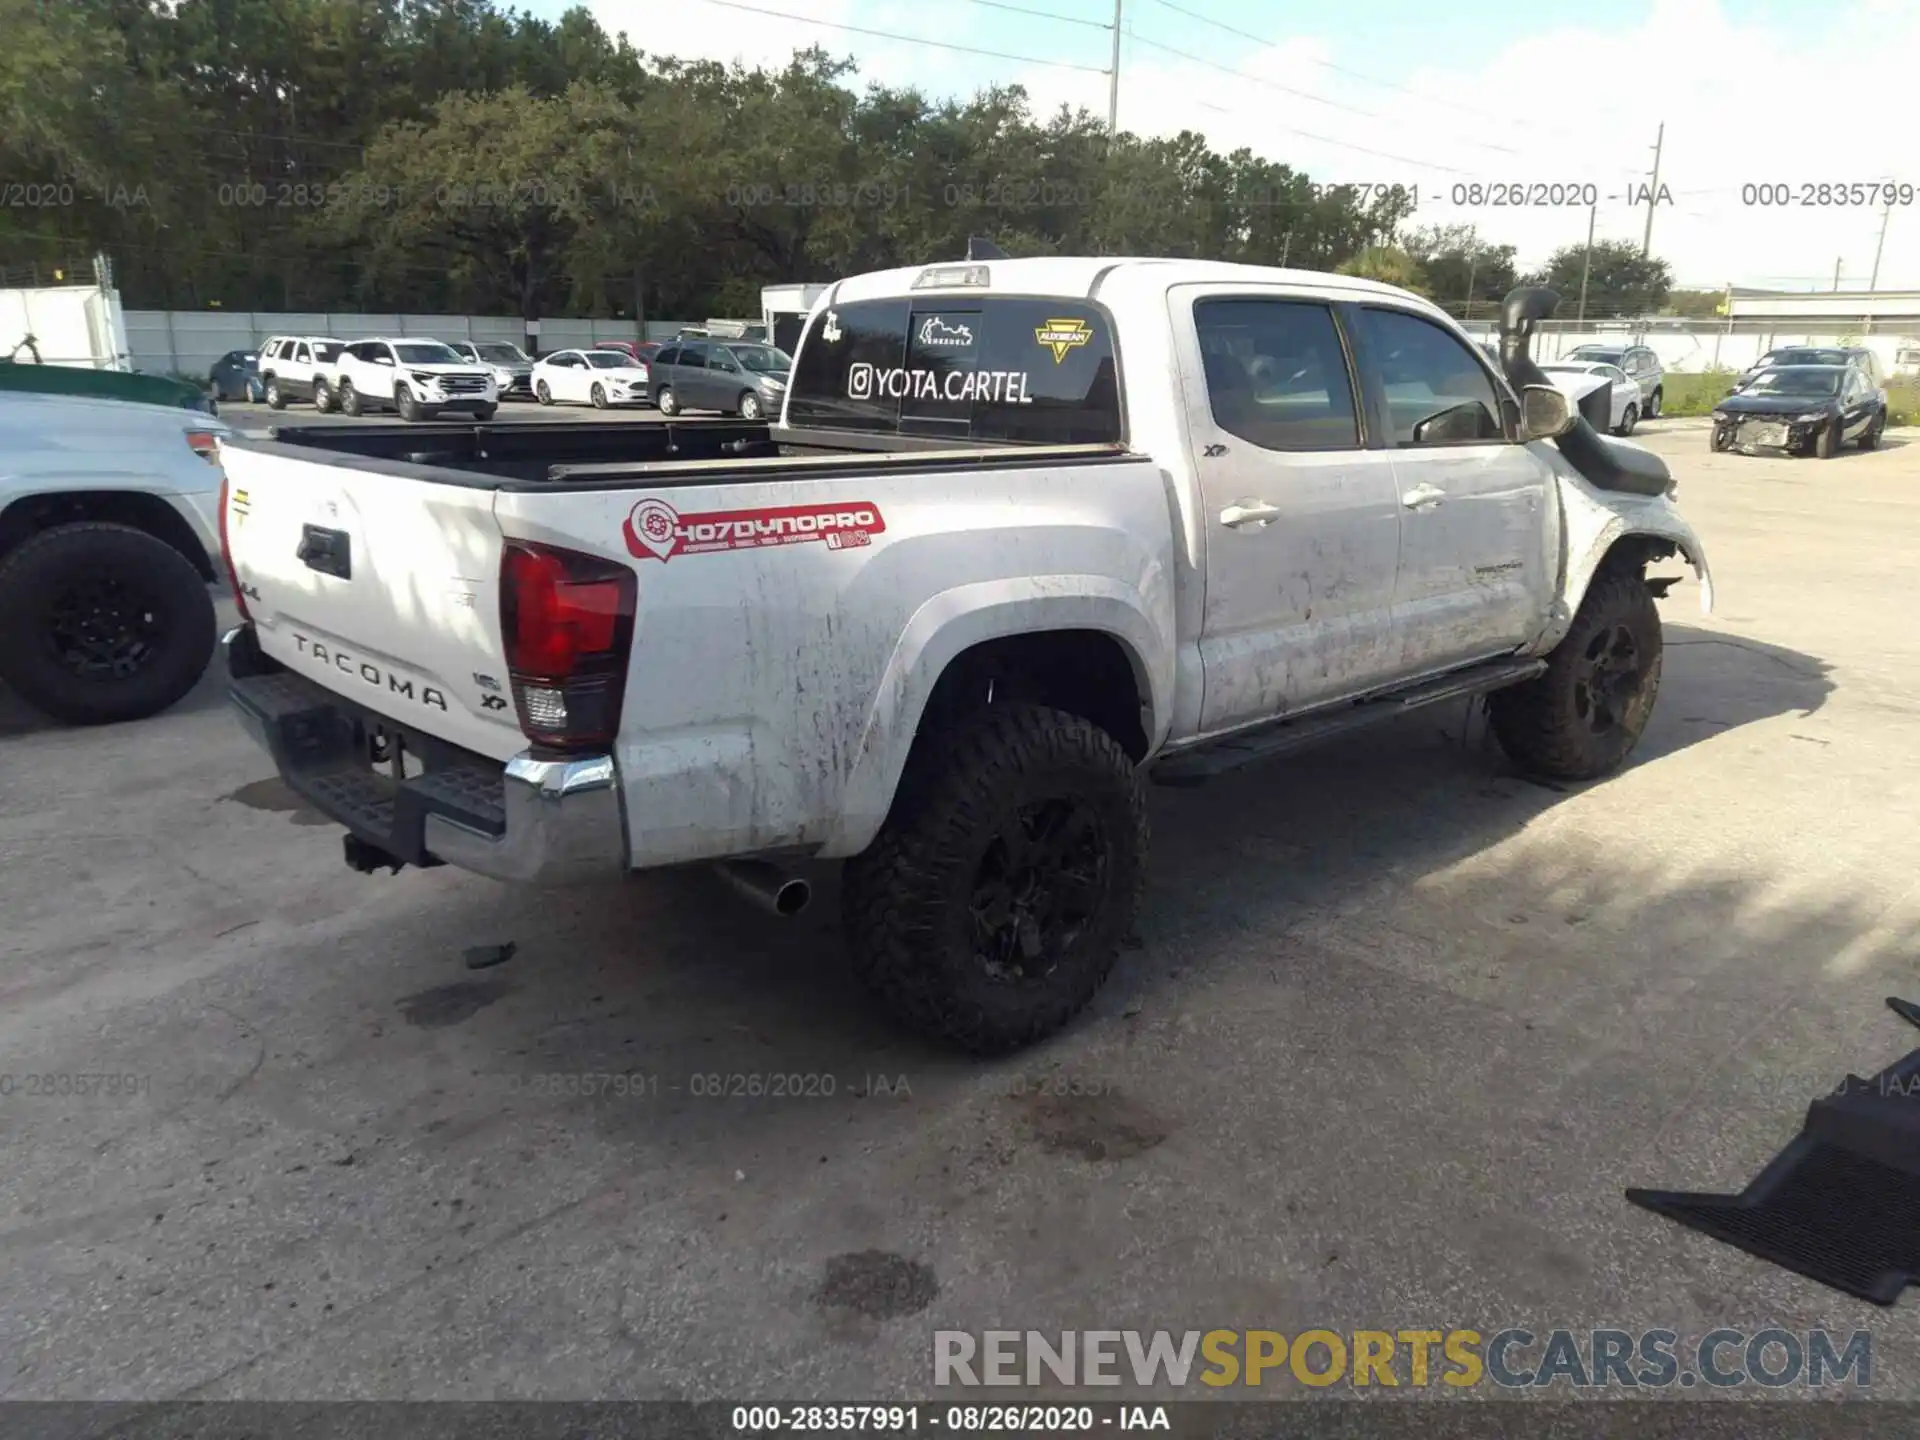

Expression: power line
xmin=1177 ymin=90 xmax=1473 ymax=176
xmin=687 ymin=0 xmax=1109 ymax=72
xmin=1145 ymin=0 xmax=1597 ymax=145
xmin=1121 ymin=21 xmax=1525 ymax=157
xmin=966 ymin=0 xmax=1112 ymax=28
xmin=1131 ymin=37 xmax=1476 ymax=175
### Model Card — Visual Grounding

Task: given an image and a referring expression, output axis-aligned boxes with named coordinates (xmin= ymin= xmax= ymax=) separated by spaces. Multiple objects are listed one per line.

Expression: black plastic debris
xmin=463 ymin=941 xmax=517 ymax=971
xmin=1628 ymin=1044 xmax=1920 ymax=1305
xmin=1886 ymin=995 xmax=1920 ymax=1031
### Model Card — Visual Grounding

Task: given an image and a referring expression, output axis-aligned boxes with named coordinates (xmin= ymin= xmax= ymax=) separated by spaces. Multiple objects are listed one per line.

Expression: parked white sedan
xmin=1538 ymin=360 xmax=1643 ymax=436
xmin=530 ymin=349 xmax=651 ymax=408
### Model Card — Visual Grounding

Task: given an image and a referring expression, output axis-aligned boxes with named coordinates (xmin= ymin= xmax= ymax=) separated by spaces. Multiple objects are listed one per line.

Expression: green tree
xmin=1337 ymin=244 xmax=1428 ymax=294
xmin=1525 ymin=240 xmax=1673 ymax=318
xmin=1402 ymin=223 xmax=1516 ymax=315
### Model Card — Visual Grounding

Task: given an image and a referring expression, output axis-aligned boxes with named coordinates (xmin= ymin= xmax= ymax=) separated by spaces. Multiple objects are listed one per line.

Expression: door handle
xmin=1220 ymin=500 xmax=1282 ymax=529
xmin=1401 ymin=483 xmax=1446 ymax=509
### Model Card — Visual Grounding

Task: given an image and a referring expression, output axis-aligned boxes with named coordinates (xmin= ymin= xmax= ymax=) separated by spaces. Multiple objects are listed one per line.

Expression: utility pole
xmin=1577 ymin=201 xmax=1596 ymax=323
xmin=1869 ymin=199 xmax=1892 ymax=291
xmin=1832 ymin=257 xmax=1842 ymax=291
xmin=1106 ymin=0 xmax=1122 ymax=137
xmin=1640 ymin=121 xmax=1664 ymax=259
xmin=1463 ymin=251 xmax=1478 ymax=322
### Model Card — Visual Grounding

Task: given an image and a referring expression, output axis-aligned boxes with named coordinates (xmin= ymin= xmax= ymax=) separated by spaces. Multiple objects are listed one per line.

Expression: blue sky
xmin=526 ymin=0 xmax=1918 ymax=291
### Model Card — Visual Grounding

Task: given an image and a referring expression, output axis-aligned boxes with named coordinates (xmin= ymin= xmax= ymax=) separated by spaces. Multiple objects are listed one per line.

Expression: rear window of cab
xmin=785 ymin=296 xmax=1121 ymax=444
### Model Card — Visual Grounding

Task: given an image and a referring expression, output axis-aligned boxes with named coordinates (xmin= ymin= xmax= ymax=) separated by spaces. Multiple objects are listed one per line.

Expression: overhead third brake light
xmin=912 ymin=265 xmax=991 ymax=290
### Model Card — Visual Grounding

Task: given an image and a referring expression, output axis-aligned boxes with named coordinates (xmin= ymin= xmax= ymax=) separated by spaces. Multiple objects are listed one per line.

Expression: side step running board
xmin=1150 ymin=657 xmax=1547 ymax=787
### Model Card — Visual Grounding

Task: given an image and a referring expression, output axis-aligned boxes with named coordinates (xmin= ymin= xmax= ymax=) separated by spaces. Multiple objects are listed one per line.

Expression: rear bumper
xmin=223 ymin=627 xmax=626 ymax=885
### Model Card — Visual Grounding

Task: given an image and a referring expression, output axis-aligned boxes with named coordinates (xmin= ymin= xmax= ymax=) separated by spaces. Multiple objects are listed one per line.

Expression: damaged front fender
xmin=1532 ymin=470 xmax=1713 ymax=656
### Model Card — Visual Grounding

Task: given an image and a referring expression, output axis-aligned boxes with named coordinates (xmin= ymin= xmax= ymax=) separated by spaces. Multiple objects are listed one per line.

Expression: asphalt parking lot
xmin=4 ymin=416 xmax=1920 ymax=1404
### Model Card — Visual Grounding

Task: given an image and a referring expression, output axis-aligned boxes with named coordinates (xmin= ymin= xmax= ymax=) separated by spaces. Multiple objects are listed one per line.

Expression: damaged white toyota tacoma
xmin=215 ymin=258 xmax=1710 ymax=1052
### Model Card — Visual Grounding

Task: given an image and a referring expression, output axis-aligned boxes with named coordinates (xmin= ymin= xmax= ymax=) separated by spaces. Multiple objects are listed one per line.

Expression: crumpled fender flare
xmin=1532 ymin=478 xmax=1713 ymax=655
xmin=817 ymin=578 xmax=1173 ymax=859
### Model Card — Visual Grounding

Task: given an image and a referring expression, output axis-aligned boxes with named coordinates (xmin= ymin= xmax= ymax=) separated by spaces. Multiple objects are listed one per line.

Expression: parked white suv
xmin=317 ymin=339 xmax=498 ymax=422
xmin=1565 ymin=342 xmax=1664 ymax=419
xmin=258 ymin=336 xmax=345 ymax=409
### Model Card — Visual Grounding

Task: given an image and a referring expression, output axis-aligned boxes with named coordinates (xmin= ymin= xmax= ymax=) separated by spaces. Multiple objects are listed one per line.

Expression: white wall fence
xmin=1458 ymin=322 xmax=1920 ymax=377
xmin=103 ymin=308 xmax=1920 ymax=382
xmin=125 ymin=310 xmax=698 ymax=378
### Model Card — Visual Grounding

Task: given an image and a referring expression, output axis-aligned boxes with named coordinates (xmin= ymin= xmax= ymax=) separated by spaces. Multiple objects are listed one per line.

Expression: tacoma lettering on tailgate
xmin=291 ymin=633 xmax=448 ymax=711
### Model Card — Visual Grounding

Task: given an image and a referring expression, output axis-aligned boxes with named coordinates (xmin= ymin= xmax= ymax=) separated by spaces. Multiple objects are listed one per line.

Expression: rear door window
xmin=1191 ymin=298 xmax=1359 ymax=451
xmin=785 ymin=296 xmax=1120 ymax=444
xmin=678 ymin=345 xmax=707 ymax=370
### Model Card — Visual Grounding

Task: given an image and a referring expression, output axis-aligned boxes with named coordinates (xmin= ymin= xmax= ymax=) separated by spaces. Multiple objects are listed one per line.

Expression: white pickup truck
xmin=2 ymin=391 xmax=225 ymax=724
xmin=216 ymin=259 xmax=1711 ymax=1052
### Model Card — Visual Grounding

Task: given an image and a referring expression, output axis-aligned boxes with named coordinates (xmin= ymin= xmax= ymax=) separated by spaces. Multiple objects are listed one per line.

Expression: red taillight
xmin=216 ymin=470 xmax=252 ymax=621
xmin=499 ymin=540 xmax=637 ymax=753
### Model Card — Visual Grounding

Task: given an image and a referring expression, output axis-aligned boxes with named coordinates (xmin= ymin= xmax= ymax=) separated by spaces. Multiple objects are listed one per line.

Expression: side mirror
xmin=1519 ymin=384 xmax=1575 ymax=440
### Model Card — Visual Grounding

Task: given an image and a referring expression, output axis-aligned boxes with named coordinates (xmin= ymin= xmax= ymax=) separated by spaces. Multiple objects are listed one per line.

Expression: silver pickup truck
xmin=216 ymin=259 xmax=1710 ymax=1052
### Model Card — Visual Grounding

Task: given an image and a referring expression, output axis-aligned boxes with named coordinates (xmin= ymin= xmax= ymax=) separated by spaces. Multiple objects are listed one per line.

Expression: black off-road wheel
xmin=0 ymin=522 xmax=216 ymax=725
xmin=842 ymin=703 xmax=1148 ymax=1054
xmin=1489 ymin=565 xmax=1663 ymax=781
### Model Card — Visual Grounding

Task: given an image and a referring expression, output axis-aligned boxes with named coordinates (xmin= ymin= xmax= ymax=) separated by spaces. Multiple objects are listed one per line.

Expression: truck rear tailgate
xmin=219 ymin=441 xmax=525 ymax=761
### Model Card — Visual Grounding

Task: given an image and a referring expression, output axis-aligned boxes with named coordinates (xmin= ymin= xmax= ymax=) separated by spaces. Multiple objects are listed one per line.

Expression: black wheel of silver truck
xmin=0 ymin=522 xmax=216 ymax=726
xmin=338 ymin=379 xmax=362 ymax=417
xmin=313 ymin=380 xmax=336 ymax=413
xmin=396 ymin=384 xmax=424 ymax=422
xmin=841 ymin=703 xmax=1148 ymax=1054
xmin=264 ymin=377 xmax=286 ymax=410
xmin=1489 ymin=564 xmax=1663 ymax=781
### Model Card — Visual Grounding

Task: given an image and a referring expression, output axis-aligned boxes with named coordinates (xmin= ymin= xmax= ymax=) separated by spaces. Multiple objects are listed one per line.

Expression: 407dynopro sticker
xmin=622 ymin=497 xmax=886 ymax=562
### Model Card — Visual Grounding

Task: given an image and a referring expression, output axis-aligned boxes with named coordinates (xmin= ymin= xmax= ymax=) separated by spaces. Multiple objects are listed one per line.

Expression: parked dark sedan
xmin=1710 ymin=364 xmax=1886 ymax=457
xmin=208 ymin=348 xmax=263 ymax=402
xmin=1735 ymin=345 xmax=1886 ymax=392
